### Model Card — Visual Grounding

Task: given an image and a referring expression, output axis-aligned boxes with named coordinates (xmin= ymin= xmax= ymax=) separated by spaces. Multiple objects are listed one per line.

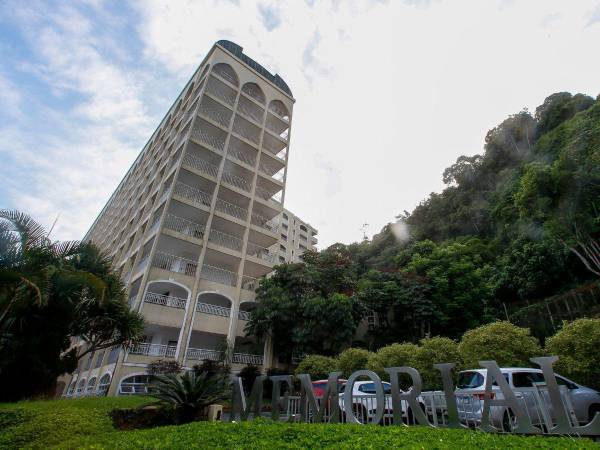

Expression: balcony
xmin=173 ymin=182 xmax=212 ymax=209
xmin=251 ymin=212 xmax=279 ymax=234
xmin=129 ymin=342 xmax=176 ymax=359
xmin=182 ymin=152 xmax=219 ymax=179
xmin=186 ymin=347 xmax=223 ymax=361
xmin=196 ymin=302 xmax=231 ymax=317
xmin=205 ymin=76 xmax=236 ymax=106
xmin=237 ymin=95 xmax=264 ymax=125
xmin=208 ymin=228 xmax=242 ymax=252
xmin=241 ymin=275 xmax=258 ymax=292
xmin=246 ymin=242 xmax=276 ymax=264
xmin=198 ymin=96 xmax=232 ymax=129
xmin=200 ymin=264 xmax=237 ymax=287
xmin=215 ymin=197 xmax=248 ymax=222
xmin=232 ymin=353 xmax=263 ymax=365
xmin=144 ymin=292 xmax=187 ymax=309
xmin=152 ymin=251 xmax=198 ymax=277
xmin=163 ymin=213 xmax=205 ymax=240
xmin=238 ymin=310 xmax=251 ymax=321
xmin=221 ymin=170 xmax=251 ymax=193
xmin=191 ymin=119 xmax=226 ymax=152
xmin=232 ymin=115 xmax=260 ymax=145
xmin=255 ymin=186 xmax=282 ymax=205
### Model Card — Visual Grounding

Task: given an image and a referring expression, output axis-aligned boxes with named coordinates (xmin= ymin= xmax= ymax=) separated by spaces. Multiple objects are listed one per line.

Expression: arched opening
xmin=196 ymin=292 xmax=232 ymax=317
xmin=238 ymin=301 xmax=256 ymax=321
xmin=85 ymin=377 xmax=97 ymax=396
xmin=98 ymin=374 xmax=111 ymax=396
xmin=268 ymin=100 xmax=289 ymax=120
xmin=144 ymin=280 xmax=189 ymax=309
xmin=119 ymin=374 xmax=152 ymax=395
xmin=212 ymin=63 xmax=239 ymax=86
xmin=76 ymin=378 xmax=86 ymax=396
xmin=66 ymin=381 xmax=76 ymax=397
xmin=242 ymin=82 xmax=265 ymax=105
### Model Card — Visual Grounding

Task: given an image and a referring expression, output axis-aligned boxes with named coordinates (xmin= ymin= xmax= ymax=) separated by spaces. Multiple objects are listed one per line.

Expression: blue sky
xmin=1 ymin=0 xmax=600 ymax=247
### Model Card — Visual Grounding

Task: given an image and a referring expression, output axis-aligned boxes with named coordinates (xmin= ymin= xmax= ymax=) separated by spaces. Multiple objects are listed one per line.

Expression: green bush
xmin=413 ymin=337 xmax=462 ymax=390
xmin=336 ymin=348 xmax=371 ymax=378
xmin=366 ymin=343 xmax=418 ymax=379
xmin=294 ymin=355 xmax=338 ymax=379
xmin=545 ymin=318 xmax=600 ymax=389
xmin=458 ymin=321 xmax=543 ymax=368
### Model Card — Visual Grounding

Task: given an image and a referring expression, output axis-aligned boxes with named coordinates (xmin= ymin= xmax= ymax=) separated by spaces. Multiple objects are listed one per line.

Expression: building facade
xmin=277 ymin=208 xmax=318 ymax=263
xmin=63 ymin=40 xmax=294 ymax=397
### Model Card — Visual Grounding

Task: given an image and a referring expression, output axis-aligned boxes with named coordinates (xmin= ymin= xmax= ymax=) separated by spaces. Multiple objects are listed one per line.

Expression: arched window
xmin=242 ymin=83 xmax=265 ymax=105
xmin=196 ymin=292 xmax=232 ymax=317
xmin=268 ymin=100 xmax=289 ymax=120
xmin=212 ymin=63 xmax=239 ymax=86
xmin=66 ymin=382 xmax=76 ymax=397
xmin=119 ymin=374 xmax=152 ymax=395
xmin=76 ymin=378 xmax=86 ymax=396
xmin=85 ymin=377 xmax=97 ymax=396
xmin=98 ymin=374 xmax=111 ymax=396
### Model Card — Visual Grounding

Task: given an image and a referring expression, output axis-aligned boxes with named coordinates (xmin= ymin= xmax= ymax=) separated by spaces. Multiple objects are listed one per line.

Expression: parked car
xmin=455 ymin=368 xmax=600 ymax=431
xmin=311 ymin=379 xmax=347 ymax=397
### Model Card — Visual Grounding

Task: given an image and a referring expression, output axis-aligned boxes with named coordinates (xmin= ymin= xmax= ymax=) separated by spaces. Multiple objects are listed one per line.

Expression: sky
xmin=1 ymin=0 xmax=600 ymax=248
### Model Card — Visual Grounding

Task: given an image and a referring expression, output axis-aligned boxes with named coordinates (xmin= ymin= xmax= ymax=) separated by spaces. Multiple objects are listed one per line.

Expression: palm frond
xmin=0 ymin=209 xmax=48 ymax=251
xmin=51 ymin=240 xmax=83 ymax=258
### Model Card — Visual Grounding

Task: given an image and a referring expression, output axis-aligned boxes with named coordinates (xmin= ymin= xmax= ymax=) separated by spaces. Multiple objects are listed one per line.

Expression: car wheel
xmin=502 ymin=409 xmax=516 ymax=433
xmin=588 ymin=404 xmax=600 ymax=423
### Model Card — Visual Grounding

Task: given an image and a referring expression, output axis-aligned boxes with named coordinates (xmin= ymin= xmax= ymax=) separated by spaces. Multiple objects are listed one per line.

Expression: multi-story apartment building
xmin=62 ymin=40 xmax=294 ymax=397
xmin=277 ymin=208 xmax=318 ymax=263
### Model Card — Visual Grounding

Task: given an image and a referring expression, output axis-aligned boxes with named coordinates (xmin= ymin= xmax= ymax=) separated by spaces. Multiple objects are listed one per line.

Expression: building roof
xmin=216 ymin=40 xmax=293 ymax=98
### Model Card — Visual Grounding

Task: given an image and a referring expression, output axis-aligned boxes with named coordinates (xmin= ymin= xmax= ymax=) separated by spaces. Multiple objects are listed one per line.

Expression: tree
xmin=545 ymin=319 xmax=600 ymax=390
xmin=0 ymin=210 xmax=144 ymax=401
xmin=366 ymin=343 xmax=418 ymax=380
xmin=337 ymin=348 xmax=371 ymax=378
xmin=458 ymin=321 xmax=542 ymax=369
xmin=412 ymin=337 xmax=462 ymax=390
xmin=295 ymin=355 xmax=338 ymax=380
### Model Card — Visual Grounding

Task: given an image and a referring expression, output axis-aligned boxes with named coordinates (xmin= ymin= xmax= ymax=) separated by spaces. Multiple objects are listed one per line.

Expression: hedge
xmin=1 ymin=397 xmax=596 ymax=449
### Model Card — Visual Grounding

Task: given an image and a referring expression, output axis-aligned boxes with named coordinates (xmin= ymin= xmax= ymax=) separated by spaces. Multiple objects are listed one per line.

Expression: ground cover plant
xmin=1 ymin=397 xmax=597 ymax=449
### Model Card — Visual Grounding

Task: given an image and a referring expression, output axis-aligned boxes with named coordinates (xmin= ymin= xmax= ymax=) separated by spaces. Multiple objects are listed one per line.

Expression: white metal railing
xmin=228 ymin=146 xmax=256 ymax=167
xmin=152 ymin=251 xmax=198 ymax=277
xmin=208 ymin=228 xmax=243 ymax=252
xmin=164 ymin=213 xmax=205 ymax=240
xmin=265 ymin=121 xmax=290 ymax=140
xmin=199 ymin=101 xmax=231 ymax=128
xmin=215 ymin=198 xmax=248 ymax=221
xmin=213 ymin=67 xmax=238 ymax=86
xmin=238 ymin=310 xmax=252 ymax=321
xmin=255 ymin=186 xmax=282 ymax=204
xmin=232 ymin=353 xmax=263 ymax=365
xmin=233 ymin=121 xmax=260 ymax=145
xmin=196 ymin=302 xmax=231 ymax=317
xmin=237 ymin=99 xmax=264 ymax=124
xmin=183 ymin=153 xmax=219 ymax=178
xmin=222 ymin=170 xmax=251 ymax=192
xmin=174 ymin=181 xmax=213 ymax=208
xmin=251 ymin=213 xmax=279 ymax=233
xmin=186 ymin=347 xmax=223 ymax=361
xmin=268 ymin=104 xmax=290 ymax=122
xmin=206 ymin=76 xmax=236 ymax=106
xmin=201 ymin=264 xmax=238 ymax=287
xmin=242 ymin=85 xmax=265 ymax=104
xmin=144 ymin=292 xmax=187 ymax=309
xmin=129 ymin=342 xmax=177 ymax=358
xmin=241 ymin=275 xmax=258 ymax=291
xmin=246 ymin=242 xmax=276 ymax=263
xmin=258 ymin=163 xmax=284 ymax=182
xmin=191 ymin=125 xmax=225 ymax=151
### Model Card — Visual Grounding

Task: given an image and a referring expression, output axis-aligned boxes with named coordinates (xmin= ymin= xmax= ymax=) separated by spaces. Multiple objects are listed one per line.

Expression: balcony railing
xmin=186 ymin=347 xmax=223 ymax=361
xmin=183 ymin=153 xmax=219 ymax=178
xmin=206 ymin=76 xmax=236 ymax=106
xmin=222 ymin=170 xmax=251 ymax=192
xmin=196 ymin=302 xmax=231 ymax=317
xmin=228 ymin=146 xmax=256 ymax=167
xmin=238 ymin=310 xmax=252 ymax=321
xmin=237 ymin=99 xmax=264 ymax=124
xmin=246 ymin=242 xmax=276 ymax=264
xmin=144 ymin=292 xmax=187 ymax=309
xmin=129 ymin=343 xmax=177 ymax=359
xmin=255 ymin=186 xmax=282 ymax=204
xmin=191 ymin=125 xmax=225 ymax=152
xmin=200 ymin=264 xmax=237 ymax=287
xmin=232 ymin=121 xmax=260 ymax=145
xmin=174 ymin=182 xmax=212 ymax=209
xmin=251 ymin=212 xmax=279 ymax=234
xmin=215 ymin=198 xmax=248 ymax=221
xmin=258 ymin=163 xmax=284 ymax=182
xmin=198 ymin=101 xmax=231 ymax=128
xmin=241 ymin=275 xmax=258 ymax=292
xmin=232 ymin=353 xmax=263 ymax=365
xmin=163 ymin=213 xmax=205 ymax=240
xmin=152 ymin=252 xmax=198 ymax=277
xmin=208 ymin=228 xmax=242 ymax=252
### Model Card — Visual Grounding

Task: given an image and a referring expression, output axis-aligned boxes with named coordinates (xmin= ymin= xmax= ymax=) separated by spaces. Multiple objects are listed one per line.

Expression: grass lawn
xmin=1 ymin=397 xmax=597 ymax=449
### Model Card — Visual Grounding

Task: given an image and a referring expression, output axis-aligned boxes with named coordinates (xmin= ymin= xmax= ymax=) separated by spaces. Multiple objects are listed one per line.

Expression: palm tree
xmin=149 ymin=371 xmax=230 ymax=423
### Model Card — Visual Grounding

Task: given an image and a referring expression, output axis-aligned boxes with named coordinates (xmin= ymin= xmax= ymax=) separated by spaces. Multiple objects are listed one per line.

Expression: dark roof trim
xmin=216 ymin=40 xmax=293 ymax=98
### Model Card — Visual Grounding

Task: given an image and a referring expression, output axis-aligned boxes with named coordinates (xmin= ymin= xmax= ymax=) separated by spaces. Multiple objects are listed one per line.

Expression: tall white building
xmin=63 ymin=40 xmax=295 ymax=397
xmin=277 ymin=208 xmax=318 ymax=263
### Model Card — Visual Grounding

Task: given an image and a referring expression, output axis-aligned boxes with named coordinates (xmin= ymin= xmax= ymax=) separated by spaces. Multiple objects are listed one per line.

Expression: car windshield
xmin=357 ymin=382 xmax=392 ymax=394
xmin=457 ymin=371 xmax=484 ymax=389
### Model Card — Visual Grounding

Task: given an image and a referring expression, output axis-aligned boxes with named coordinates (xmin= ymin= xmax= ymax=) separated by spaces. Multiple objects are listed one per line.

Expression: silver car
xmin=455 ymin=368 xmax=600 ymax=431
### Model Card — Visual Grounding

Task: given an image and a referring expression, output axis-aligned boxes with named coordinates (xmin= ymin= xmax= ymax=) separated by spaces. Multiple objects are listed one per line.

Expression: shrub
xmin=366 ymin=343 xmax=419 ymax=379
xmin=109 ymin=406 xmax=173 ymax=430
xmin=458 ymin=321 xmax=542 ymax=368
xmin=147 ymin=360 xmax=182 ymax=376
xmin=193 ymin=359 xmax=230 ymax=379
xmin=412 ymin=337 xmax=462 ymax=390
xmin=294 ymin=355 xmax=338 ymax=380
xmin=336 ymin=348 xmax=372 ymax=378
xmin=238 ymin=365 xmax=262 ymax=394
xmin=545 ymin=318 xmax=600 ymax=389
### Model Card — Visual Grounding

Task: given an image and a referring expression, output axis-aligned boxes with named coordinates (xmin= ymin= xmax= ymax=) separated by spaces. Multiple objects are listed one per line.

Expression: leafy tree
xmin=0 ymin=210 xmax=144 ymax=401
xmin=366 ymin=343 xmax=418 ymax=379
xmin=545 ymin=319 xmax=600 ymax=390
xmin=294 ymin=355 xmax=338 ymax=380
xmin=458 ymin=321 xmax=542 ymax=369
xmin=238 ymin=365 xmax=262 ymax=394
xmin=337 ymin=348 xmax=371 ymax=378
xmin=412 ymin=337 xmax=462 ymax=390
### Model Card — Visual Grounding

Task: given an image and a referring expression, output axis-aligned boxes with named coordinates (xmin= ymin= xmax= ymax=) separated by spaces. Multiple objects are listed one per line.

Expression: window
xmin=120 ymin=375 xmax=152 ymax=395
xmin=95 ymin=351 xmax=105 ymax=369
xmin=282 ymin=223 xmax=288 ymax=230
xmin=280 ymin=244 xmax=286 ymax=252
xmin=282 ymin=213 xmax=288 ymax=220
xmin=279 ymin=256 xmax=285 ymax=263
xmin=555 ymin=376 xmax=578 ymax=390
xmin=512 ymin=372 xmax=545 ymax=388
xmin=300 ymin=225 xmax=307 ymax=232
xmin=86 ymin=377 xmax=97 ymax=396
xmin=357 ymin=382 xmax=391 ymax=394
xmin=457 ymin=372 xmax=484 ymax=389
xmin=76 ymin=379 xmax=87 ymax=396
xmin=299 ymin=244 xmax=306 ymax=250
xmin=281 ymin=234 xmax=287 ymax=241
xmin=98 ymin=374 xmax=111 ymax=396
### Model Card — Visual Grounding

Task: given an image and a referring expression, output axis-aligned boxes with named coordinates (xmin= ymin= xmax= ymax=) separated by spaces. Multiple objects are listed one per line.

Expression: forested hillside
xmin=248 ymin=92 xmax=600 ymax=358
